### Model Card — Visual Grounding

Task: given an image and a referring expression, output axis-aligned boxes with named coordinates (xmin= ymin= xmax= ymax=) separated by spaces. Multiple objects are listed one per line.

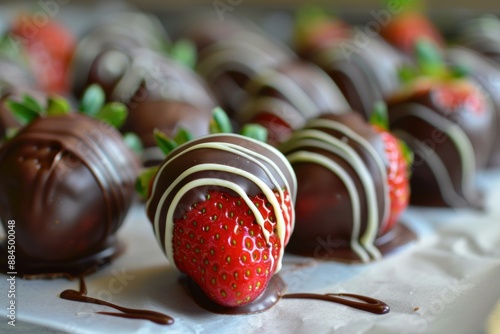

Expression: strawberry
xmin=294 ymin=6 xmax=351 ymax=57
xmin=145 ymin=130 xmax=296 ymax=308
xmin=173 ymin=189 xmax=292 ymax=307
xmin=371 ymin=102 xmax=411 ymax=235
xmin=10 ymin=15 xmax=76 ymax=94
xmin=379 ymin=11 xmax=444 ymax=55
xmin=432 ymin=80 xmax=486 ymax=116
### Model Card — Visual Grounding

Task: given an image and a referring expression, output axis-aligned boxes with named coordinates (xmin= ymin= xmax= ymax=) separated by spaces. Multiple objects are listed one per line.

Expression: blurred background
xmin=0 ymin=0 xmax=499 ymax=40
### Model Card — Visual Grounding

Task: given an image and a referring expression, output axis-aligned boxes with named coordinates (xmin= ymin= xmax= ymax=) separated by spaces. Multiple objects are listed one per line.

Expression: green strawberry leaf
xmin=398 ymin=65 xmax=419 ymax=84
xmin=209 ymin=107 xmax=233 ymax=134
xmin=95 ymin=102 xmax=128 ymax=128
xmin=154 ymin=128 xmax=178 ymax=156
xmin=0 ymin=33 xmax=27 ymax=63
xmin=240 ymin=124 xmax=268 ymax=143
xmin=296 ymin=6 xmax=330 ymax=27
xmin=80 ymin=84 xmax=105 ymax=116
xmin=414 ymin=39 xmax=445 ymax=78
xmin=170 ymin=39 xmax=197 ymax=69
xmin=173 ymin=128 xmax=193 ymax=145
xmin=370 ymin=101 xmax=389 ymax=130
xmin=398 ymin=139 xmax=414 ymax=171
xmin=6 ymin=100 xmax=40 ymax=125
xmin=5 ymin=127 xmax=19 ymax=140
xmin=123 ymin=132 xmax=143 ymax=155
xmin=47 ymin=95 xmax=71 ymax=116
xmin=450 ymin=64 xmax=470 ymax=79
xmin=136 ymin=166 xmax=159 ymax=200
xmin=22 ymin=95 xmax=43 ymax=114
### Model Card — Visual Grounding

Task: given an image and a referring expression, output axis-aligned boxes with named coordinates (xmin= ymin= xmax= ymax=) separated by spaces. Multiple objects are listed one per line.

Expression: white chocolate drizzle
xmin=390 ymin=103 xmax=477 ymax=207
xmin=280 ymin=118 xmax=389 ymax=262
xmin=146 ymin=134 xmax=296 ymax=273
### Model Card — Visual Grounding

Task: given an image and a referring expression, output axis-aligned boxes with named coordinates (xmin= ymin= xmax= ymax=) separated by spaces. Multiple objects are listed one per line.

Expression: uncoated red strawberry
xmin=374 ymin=128 xmax=410 ymax=235
xmin=146 ymin=134 xmax=296 ymax=308
xmin=380 ymin=11 xmax=444 ymax=55
xmin=11 ymin=15 xmax=76 ymax=93
xmin=370 ymin=102 xmax=411 ymax=235
xmin=173 ymin=189 xmax=292 ymax=307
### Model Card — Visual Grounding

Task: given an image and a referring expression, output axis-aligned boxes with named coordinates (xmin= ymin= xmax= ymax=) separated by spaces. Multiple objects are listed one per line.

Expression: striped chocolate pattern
xmin=280 ymin=113 xmax=389 ymax=262
xmin=146 ymin=134 xmax=296 ymax=273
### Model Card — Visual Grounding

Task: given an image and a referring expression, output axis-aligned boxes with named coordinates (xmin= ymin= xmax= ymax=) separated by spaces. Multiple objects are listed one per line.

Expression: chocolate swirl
xmin=457 ymin=16 xmax=500 ymax=66
xmin=196 ymin=29 xmax=294 ymax=116
xmin=388 ymin=84 xmax=494 ymax=208
xmin=308 ymin=37 xmax=407 ymax=120
xmin=239 ymin=60 xmax=350 ymax=145
xmin=0 ymin=113 xmax=140 ymax=276
xmin=280 ymin=113 xmax=390 ymax=262
xmin=71 ymin=10 xmax=169 ymax=98
xmin=447 ymin=45 xmax=500 ymax=168
xmin=146 ymin=134 xmax=296 ymax=273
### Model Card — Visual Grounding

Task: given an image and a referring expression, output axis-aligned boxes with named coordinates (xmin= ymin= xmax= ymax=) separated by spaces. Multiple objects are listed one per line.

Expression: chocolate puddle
xmin=60 ymin=277 xmax=174 ymax=325
xmin=182 ymin=274 xmax=390 ymax=315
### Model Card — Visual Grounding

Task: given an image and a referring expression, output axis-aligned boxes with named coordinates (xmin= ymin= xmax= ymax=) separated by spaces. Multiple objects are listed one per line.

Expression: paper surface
xmin=1 ymin=171 xmax=500 ymax=334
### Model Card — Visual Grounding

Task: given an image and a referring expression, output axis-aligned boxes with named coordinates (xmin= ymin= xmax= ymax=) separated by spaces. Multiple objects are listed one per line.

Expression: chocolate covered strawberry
xmin=0 ymin=85 xmax=140 ymax=277
xmin=379 ymin=1 xmax=444 ymax=55
xmin=370 ymin=102 xmax=411 ymax=235
xmin=10 ymin=15 xmax=75 ymax=93
xmin=392 ymin=39 xmax=495 ymax=169
xmin=281 ymin=112 xmax=410 ymax=262
xmin=387 ymin=40 xmax=495 ymax=208
xmin=145 ymin=131 xmax=296 ymax=308
xmin=293 ymin=6 xmax=351 ymax=58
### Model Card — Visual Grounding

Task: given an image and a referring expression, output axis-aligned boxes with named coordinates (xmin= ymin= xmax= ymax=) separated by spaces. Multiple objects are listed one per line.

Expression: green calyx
xmin=399 ymin=39 xmax=466 ymax=85
xmin=7 ymin=97 xmax=42 ymax=125
xmin=0 ymin=33 xmax=29 ymax=66
xmin=6 ymin=84 xmax=128 ymax=128
xmin=381 ymin=0 xmax=422 ymax=13
xmin=295 ymin=6 xmax=335 ymax=46
xmin=398 ymin=139 xmax=414 ymax=173
xmin=4 ymin=85 xmax=136 ymax=152
xmin=79 ymin=83 xmax=105 ymax=116
xmin=240 ymin=123 xmax=268 ymax=143
xmin=153 ymin=127 xmax=192 ymax=156
xmin=370 ymin=101 xmax=389 ymax=130
xmin=123 ymin=132 xmax=144 ymax=155
xmin=169 ymin=39 xmax=197 ymax=69
xmin=210 ymin=106 xmax=233 ymax=134
xmin=140 ymin=106 xmax=270 ymax=199
xmin=136 ymin=166 xmax=159 ymax=200
xmin=154 ymin=106 xmax=268 ymax=156
xmin=296 ymin=6 xmax=331 ymax=29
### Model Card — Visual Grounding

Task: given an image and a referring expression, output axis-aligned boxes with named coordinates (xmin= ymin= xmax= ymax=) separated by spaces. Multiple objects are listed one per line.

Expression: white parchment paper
xmin=1 ymin=171 xmax=500 ymax=334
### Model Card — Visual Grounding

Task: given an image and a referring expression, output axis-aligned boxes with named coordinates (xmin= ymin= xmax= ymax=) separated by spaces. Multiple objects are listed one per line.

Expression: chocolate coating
xmin=239 ymin=60 xmax=350 ymax=145
xmin=0 ymin=113 xmax=140 ymax=277
xmin=0 ymin=87 xmax=47 ymax=140
xmin=71 ymin=10 xmax=169 ymax=98
xmin=308 ymin=37 xmax=407 ymax=119
xmin=280 ymin=113 xmax=393 ymax=262
xmin=387 ymin=81 xmax=494 ymax=208
xmin=76 ymin=46 xmax=217 ymax=164
xmin=447 ymin=45 xmax=500 ymax=168
xmin=195 ymin=28 xmax=294 ymax=116
xmin=147 ymin=134 xmax=296 ymax=249
xmin=457 ymin=16 xmax=500 ymax=66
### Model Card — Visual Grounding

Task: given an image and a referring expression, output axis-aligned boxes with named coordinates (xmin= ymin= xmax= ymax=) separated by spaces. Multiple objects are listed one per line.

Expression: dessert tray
xmin=1 ymin=170 xmax=499 ymax=334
